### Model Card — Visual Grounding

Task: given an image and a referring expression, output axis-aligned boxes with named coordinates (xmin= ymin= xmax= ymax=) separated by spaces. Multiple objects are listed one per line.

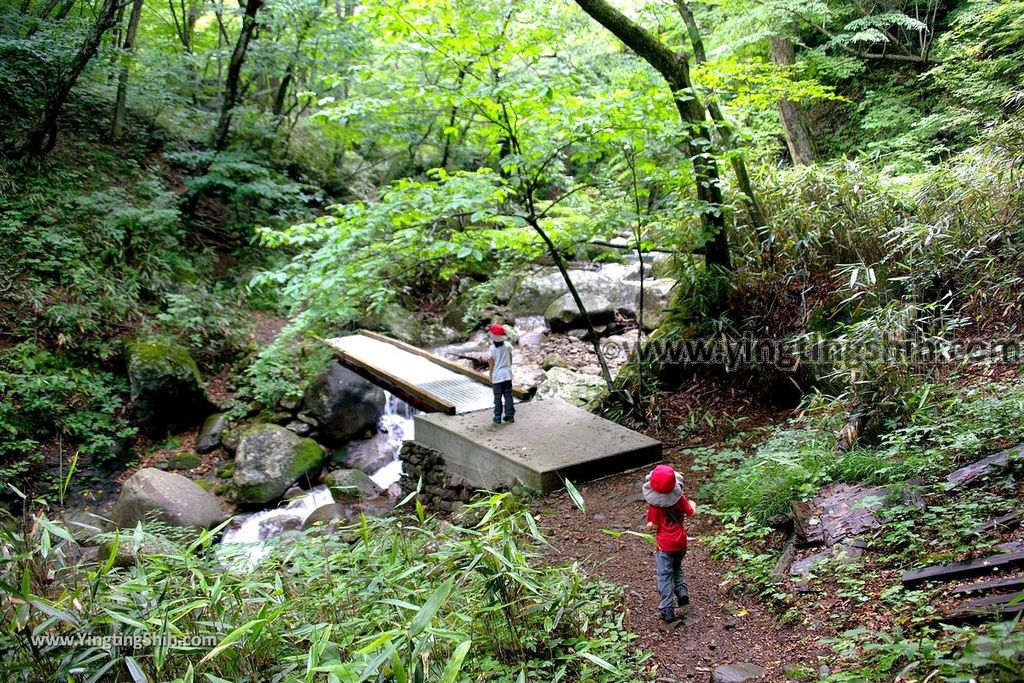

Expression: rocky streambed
xmin=75 ymin=258 xmax=674 ymax=563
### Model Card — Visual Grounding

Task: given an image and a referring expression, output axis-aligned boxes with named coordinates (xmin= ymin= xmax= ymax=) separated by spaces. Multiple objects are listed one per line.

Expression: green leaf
xmin=199 ymin=618 xmax=267 ymax=664
xmin=439 ymin=640 xmax=472 ymax=683
xmin=563 ymin=478 xmax=586 ymax=513
xmin=125 ymin=656 xmax=148 ymax=683
xmin=409 ymin=579 xmax=453 ymax=637
xmin=577 ymin=651 xmax=617 ymax=672
xmin=37 ymin=515 xmax=73 ymax=543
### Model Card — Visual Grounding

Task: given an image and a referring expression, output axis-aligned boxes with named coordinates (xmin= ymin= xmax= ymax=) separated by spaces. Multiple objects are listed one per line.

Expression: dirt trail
xmin=538 ymin=446 xmax=829 ymax=681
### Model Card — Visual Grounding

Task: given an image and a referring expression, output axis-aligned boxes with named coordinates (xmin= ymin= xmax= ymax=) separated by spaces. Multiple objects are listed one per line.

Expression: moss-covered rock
xmin=196 ymin=412 xmax=228 ymax=453
xmin=165 ymin=452 xmax=201 ymax=470
xmin=232 ymin=424 xmax=326 ymax=504
xmin=635 ymin=278 xmax=676 ymax=332
xmin=535 ymin=367 xmax=606 ymax=407
xmin=326 ymin=468 xmax=382 ymax=501
xmin=127 ymin=338 xmax=214 ymax=436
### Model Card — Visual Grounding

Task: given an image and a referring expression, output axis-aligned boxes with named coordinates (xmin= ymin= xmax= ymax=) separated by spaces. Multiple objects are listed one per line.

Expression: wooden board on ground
xmin=902 ymin=550 xmax=1024 ymax=587
xmin=952 ymin=574 xmax=1024 ymax=596
xmin=969 ymin=510 xmax=1024 ymax=537
xmin=944 ymin=444 xmax=1024 ymax=491
xmin=944 ymin=590 xmax=1024 ymax=623
xmin=790 ymin=483 xmax=890 ymax=548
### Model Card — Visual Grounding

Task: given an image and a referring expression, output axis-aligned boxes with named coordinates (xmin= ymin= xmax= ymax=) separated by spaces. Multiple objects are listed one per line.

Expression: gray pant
xmin=655 ymin=549 xmax=688 ymax=613
xmin=492 ymin=380 xmax=514 ymax=420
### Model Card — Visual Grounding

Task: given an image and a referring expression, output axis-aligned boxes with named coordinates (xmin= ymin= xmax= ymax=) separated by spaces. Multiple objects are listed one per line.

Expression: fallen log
xmin=944 ymin=444 xmax=1024 ymax=491
xmin=771 ymin=532 xmax=797 ymax=583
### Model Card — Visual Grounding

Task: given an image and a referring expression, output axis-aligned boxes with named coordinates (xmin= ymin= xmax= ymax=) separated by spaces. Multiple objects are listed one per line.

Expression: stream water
xmin=220 ymin=392 xmax=416 ymax=563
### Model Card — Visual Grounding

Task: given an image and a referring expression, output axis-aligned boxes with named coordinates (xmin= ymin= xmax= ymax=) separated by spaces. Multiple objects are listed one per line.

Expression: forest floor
xmin=537 ymin=390 xmax=829 ymax=681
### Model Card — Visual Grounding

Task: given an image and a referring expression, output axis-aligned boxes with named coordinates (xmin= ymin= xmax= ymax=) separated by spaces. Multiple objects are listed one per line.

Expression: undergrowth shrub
xmin=701 ymin=378 xmax=1024 ymax=524
xmin=234 ymin=328 xmax=335 ymax=411
xmin=0 ymin=493 xmax=647 ymax=682
xmin=663 ymin=120 xmax=1024 ymax=434
xmin=148 ymin=284 xmax=254 ymax=367
xmin=0 ymin=343 xmax=135 ymax=483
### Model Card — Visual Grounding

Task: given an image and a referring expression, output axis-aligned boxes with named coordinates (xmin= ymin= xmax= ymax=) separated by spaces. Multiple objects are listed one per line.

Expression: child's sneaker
xmin=492 ymin=416 xmax=501 ymax=424
xmin=503 ymin=416 xmax=515 ymax=423
xmin=676 ymin=591 xmax=689 ymax=607
xmin=659 ymin=608 xmax=679 ymax=624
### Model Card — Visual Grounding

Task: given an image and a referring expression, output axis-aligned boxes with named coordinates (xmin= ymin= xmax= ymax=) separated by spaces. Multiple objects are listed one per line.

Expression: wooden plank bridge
xmin=324 ymin=330 xmax=528 ymax=415
xmin=324 ymin=329 xmax=661 ymax=493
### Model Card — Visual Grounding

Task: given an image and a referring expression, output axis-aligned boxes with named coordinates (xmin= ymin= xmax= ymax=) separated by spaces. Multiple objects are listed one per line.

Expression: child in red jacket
xmin=643 ymin=464 xmax=696 ymax=623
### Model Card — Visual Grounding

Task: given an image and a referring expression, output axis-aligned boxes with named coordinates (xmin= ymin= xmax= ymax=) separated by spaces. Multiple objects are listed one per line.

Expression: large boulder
xmin=544 ymin=292 xmax=616 ymax=332
xmin=635 ymin=278 xmax=676 ymax=331
xmin=303 ymin=364 xmax=386 ymax=444
xmin=127 ymin=339 xmax=214 ymax=435
xmin=509 ymin=266 xmax=640 ymax=317
xmin=112 ymin=468 xmax=226 ymax=530
xmin=359 ymin=306 xmax=422 ymax=345
xmin=535 ymin=367 xmax=606 ymax=407
xmin=233 ymin=424 xmax=326 ymax=504
xmin=326 ymin=468 xmax=382 ymax=501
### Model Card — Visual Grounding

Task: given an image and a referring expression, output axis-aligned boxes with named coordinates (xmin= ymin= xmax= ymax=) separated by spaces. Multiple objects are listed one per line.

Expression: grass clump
xmin=700 ymin=378 xmax=1024 ymax=525
xmin=1 ymin=493 xmax=648 ymax=682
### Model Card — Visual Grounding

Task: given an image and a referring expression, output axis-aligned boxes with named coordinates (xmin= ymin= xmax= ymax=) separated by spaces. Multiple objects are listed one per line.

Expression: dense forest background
xmin=1 ymin=0 xmax=1023 ymax=680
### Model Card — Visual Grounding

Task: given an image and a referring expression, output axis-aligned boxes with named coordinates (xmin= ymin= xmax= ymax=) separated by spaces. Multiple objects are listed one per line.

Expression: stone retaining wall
xmin=399 ymin=441 xmax=478 ymax=512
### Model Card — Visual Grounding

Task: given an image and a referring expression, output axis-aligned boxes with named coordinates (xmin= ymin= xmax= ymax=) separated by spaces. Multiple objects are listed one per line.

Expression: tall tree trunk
xmin=212 ymin=0 xmax=264 ymax=150
xmin=12 ymin=0 xmax=123 ymax=157
xmin=770 ymin=37 xmax=816 ymax=166
xmin=26 ymin=0 xmax=74 ymax=38
xmin=111 ymin=0 xmax=145 ymax=140
xmin=574 ymin=0 xmax=731 ymax=272
xmin=675 ymin=0 xmax=769 ymax=247
xmin=272 ymin=12 xmax=317 ymax=118
xmin=107 ymin=0 xmax=127 ymax=82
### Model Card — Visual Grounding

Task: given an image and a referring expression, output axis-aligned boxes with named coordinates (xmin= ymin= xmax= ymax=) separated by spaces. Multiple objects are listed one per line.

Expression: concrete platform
xmin=413 ymin=399 xmax=662 ymax=492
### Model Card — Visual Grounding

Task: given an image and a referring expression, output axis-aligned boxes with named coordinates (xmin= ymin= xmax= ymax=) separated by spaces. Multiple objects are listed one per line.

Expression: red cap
xmin=489 ymin=323 xmax=506 ymax=337
xmin=649 ymin=464 xmax=677 ymax=494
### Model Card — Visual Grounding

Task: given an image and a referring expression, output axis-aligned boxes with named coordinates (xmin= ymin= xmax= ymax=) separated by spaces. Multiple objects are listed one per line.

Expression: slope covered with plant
xmin=1 ymin=0 xmax=1023 ymax=680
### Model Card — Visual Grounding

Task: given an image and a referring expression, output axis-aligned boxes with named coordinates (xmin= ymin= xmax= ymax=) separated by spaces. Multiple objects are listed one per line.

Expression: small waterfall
xmin=219 ymin=393 xmax=417 ymax=566
xmin=514 ymin=315 xmax=548 ymax=334
xmin=220 ymin=485 xmax=335 ymax=567
xmin=366 ymin=392 xmax=416 ymax=489
xmin=220 ymin=389 xmax=415 ymax=565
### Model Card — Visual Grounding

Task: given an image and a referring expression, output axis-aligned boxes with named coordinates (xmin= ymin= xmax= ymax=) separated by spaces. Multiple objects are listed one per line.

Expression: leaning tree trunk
xmin=212 ymin=0 xmax=264 ymax=151
xmin=675 ymin=0 xmax=769 ymax=248
xmin=770 ymin=37 xmax=816 ymax=166
xmin=13 ymin=0 xmax=123 ymax=157
xmin=574 ymin=0 xmax=731 ymax=272
xmin=111 ymin=0 xmax=145 ymax=140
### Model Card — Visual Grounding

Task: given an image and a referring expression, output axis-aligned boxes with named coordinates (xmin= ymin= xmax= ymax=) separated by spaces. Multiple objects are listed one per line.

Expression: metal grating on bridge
xmin=324 ymin=331 xmax=513 ymax=414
